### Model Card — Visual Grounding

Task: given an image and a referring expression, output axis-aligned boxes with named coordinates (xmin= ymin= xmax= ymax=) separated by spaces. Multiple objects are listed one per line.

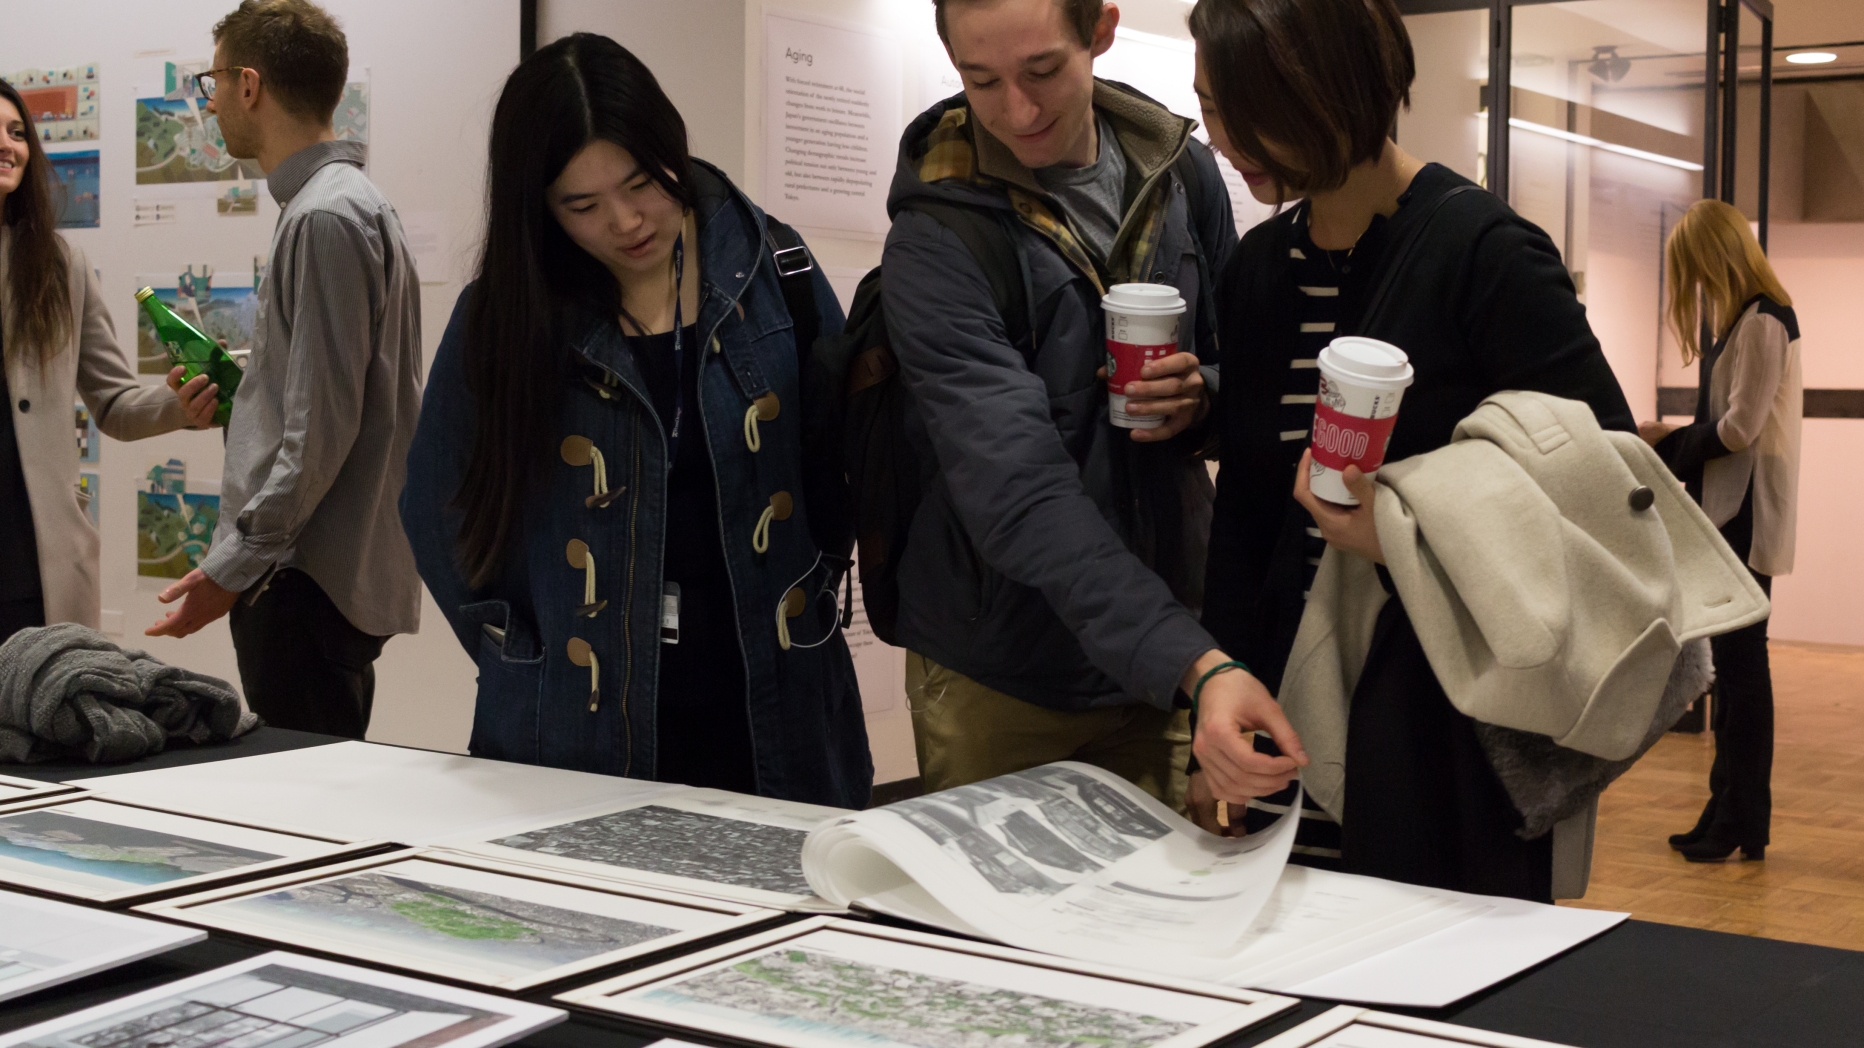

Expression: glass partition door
xmin=1506 ymin=0 xmax=1708 ymax=417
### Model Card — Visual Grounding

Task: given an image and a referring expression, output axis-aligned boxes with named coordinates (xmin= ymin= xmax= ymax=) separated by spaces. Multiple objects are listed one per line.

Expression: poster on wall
xmin=3 ymin=63 xmax=100 ymax=145
xmin=79 ymin=474 xmax=100 ymax=527
xmin=335 ymin=80 xmax=369 ymax=151
xmin=134 ymin=93 xmax=264 ymax=185
xmin=137 ymin=457 xmax=219 ymax=581
xmin=49 ymin=150 xmax=100 ymax=229
xmin=135 ymin=265 xmax=258 ymax=375
xmin=763 ymin=12 xmax=902 ymax=238
xmin=74 ymin=398 xmax=99 ymax=463
xmin=217 ymin=181 xmax=260 ymax=216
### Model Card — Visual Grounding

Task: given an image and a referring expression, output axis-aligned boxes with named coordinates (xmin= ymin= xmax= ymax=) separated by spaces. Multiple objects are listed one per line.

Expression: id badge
xmin=660 ymin=582 xmax=680 ymax=644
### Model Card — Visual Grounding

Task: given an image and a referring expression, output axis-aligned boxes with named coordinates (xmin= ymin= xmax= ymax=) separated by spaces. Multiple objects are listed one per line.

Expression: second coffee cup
xmin=1102 ymin=283 xmax=1186 ymax=429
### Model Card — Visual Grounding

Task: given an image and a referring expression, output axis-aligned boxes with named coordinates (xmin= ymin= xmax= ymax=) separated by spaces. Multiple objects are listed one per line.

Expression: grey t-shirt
xmin=1035 ymin=112 xmax=1127 ymax=265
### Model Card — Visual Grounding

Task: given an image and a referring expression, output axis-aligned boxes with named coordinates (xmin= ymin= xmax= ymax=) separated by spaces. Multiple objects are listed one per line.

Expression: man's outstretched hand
xmin=1182 ymin=650 xmax=1308 ymax=804
xmin=145 ymin=569 xmax=239 ymax=638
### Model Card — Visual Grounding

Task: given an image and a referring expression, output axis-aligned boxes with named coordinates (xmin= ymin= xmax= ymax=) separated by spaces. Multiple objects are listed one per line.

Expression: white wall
xmin=1734 ymin=223 xmax=1864 ymax=646
xmin=3 ymin=0 xmax=514 ymax=755
xmin=539 ymin=0 xmax=748 ymax=185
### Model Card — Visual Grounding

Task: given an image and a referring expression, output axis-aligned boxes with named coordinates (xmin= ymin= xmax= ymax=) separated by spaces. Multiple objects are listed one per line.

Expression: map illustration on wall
xmin=137 ymin=458 xmax=219 ymax=580
xmin=135 ymin=265 xmax=258 ymax=375
xmin=134 ymin=95 xmax=263 ymax=185
xmin=335 ymin=81 xmax=368 ymax=148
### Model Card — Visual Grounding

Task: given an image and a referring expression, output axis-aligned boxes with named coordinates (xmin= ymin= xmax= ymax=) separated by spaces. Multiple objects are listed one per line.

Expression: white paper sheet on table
xmin=1261 ymin=888 xmax=1628 ymax=1008
xmin=0 ymin=890 xmax=205 ymax=1003
xmin=66 ymin=741 xmax=678 ymax=844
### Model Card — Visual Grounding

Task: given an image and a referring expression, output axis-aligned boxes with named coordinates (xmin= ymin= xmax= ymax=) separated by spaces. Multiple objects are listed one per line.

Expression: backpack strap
xmin=902 ymin=200 xmax=1033 ymax=357
xmin=1352 ymin=184 xmax=1480 ymax=336
xmin=765 ymin=218 xmax=822 ymax=360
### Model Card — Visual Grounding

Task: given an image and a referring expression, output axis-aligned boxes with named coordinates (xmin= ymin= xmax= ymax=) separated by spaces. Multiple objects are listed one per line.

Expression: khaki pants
xmin=906 ymin=652 xmax=1191 ymax=811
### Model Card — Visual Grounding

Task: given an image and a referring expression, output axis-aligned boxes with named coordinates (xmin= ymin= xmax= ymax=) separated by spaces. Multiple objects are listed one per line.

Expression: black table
xmin=4 ymin=729 xmax=1858 ymax=1048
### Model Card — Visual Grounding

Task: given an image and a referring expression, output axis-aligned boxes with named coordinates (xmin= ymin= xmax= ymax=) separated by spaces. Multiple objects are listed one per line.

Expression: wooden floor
xmin=1564 ymin=641 xmax=1864 ymax=951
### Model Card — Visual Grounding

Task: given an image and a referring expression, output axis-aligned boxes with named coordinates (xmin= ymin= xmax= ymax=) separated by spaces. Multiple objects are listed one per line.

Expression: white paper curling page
xmin=67 ymin=742 xmax=679 ymax=844
xmin=803 ymin=762 xmax=1298 ymax=967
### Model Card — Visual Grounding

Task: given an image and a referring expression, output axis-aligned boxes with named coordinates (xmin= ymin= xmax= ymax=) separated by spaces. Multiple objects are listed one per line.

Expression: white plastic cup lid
xmin=1321 ymin=336 xmax=1414 ymax=384
xmin=1103 ymin=282 xmax=1186 ymax=316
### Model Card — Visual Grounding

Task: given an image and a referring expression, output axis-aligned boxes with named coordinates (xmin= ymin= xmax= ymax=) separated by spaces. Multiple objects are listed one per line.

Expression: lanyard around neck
xmin=664 ymin=232 xmax=686 ymax=468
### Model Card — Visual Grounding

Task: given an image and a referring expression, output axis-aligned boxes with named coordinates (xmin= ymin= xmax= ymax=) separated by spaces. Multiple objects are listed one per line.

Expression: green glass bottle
xmin=136 ymin=287 xmax=242 ymax=427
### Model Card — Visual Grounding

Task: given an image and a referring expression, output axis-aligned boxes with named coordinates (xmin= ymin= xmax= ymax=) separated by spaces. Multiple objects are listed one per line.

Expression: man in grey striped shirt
xmin=149 ymin=0 xmax=421 ymax=740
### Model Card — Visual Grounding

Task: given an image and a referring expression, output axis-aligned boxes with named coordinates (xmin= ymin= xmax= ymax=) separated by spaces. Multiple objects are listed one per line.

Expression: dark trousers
xmin=229 ymin=569 xmax=387 ymax=740
xmin=1703 ymin=572 xmax=1774 ymax=845
xmin=0 ymin=598 xmax=44 ymax=646
xmin=1341 ymin=595 xmax=1554 ymax=903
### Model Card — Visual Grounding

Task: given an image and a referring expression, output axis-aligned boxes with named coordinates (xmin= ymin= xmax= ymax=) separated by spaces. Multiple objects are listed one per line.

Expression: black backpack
xmin=767 ymin=203 xmax=1029 ymax=646
xmin=765 ymin=149 xmax=1208 ymax=645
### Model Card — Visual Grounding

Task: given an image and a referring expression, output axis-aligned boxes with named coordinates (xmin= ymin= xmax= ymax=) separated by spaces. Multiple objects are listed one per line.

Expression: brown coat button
xmin=769 ymin=491 xmax=793 ymax=521
xmin=566 ymin=637 xmax=593 ymax=666
xmin=783 ymin=587 xmax=807 ymax=618
xmin=754 ymin=392 xmax=780 ymax=421
xmin=565 ymin=539 xmax=590 ymax=568
xmin=561 ymin=435 xmax=594 ymax=466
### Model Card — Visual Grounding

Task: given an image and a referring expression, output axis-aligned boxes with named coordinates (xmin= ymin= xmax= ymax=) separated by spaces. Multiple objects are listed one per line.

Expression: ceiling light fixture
xmin=1588 ymin=45 xmax=1631 ymax=82
xmin=1785 ymin=52 xmax=1838 ymax=65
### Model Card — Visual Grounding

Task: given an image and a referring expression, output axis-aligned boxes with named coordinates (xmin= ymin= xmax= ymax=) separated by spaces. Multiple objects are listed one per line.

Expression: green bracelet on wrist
xmin=1189 ymin=659 xmax=1251 ymax=732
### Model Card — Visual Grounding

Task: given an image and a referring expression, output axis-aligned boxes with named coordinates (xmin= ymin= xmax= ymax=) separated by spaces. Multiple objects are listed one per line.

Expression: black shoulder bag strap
xmin=764 ymin=218 xmax=822 ymax=358
xmin=1351 ymin=184 xmax=1480 ymax=336
xmin=905 ymin=200 xmax=1033 ymax=357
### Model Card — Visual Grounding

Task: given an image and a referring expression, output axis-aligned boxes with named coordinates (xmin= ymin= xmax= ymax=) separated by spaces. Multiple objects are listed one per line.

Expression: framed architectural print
xmin=441 ymin=786 xmax=850 ymax=911
xmin=0 ymin=889 xmax=206 ymax=1003
xmin=0 ymin=774 xmax=74 ymax=806
xmin=139 ymin=850 xmax=784 ymax=992
xmin=1252 ymin=1006 xmax=1578 ymax=1048
xmin=0 ymin=794 xmax=384 ymax=905
xmin=558 ymin=916 xmax=1300 ymax=1048
xmin=0 ymin=951 xmax=565 ymax=1048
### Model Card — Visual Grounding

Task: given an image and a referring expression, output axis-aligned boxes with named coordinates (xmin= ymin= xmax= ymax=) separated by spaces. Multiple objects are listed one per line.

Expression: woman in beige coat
xmin=1642 ymin=199 xmax=1802 ymax=863
xmin=0 ymin=80 xmax=213 ymax=640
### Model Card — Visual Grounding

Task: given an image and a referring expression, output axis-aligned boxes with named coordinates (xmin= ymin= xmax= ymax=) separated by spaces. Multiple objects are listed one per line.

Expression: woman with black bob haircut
xmin=1187 ymin=0 xmax=1635 ymax=900
xmin=401 ymin=34 xmax=871 ymax=806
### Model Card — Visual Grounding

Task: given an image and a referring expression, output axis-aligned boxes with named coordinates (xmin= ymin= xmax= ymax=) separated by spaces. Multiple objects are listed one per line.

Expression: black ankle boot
xmin=1678 ymin=835 xmax=1765 ymax=863
xmin=1669 ymin=801 xmax=1718 ymax=850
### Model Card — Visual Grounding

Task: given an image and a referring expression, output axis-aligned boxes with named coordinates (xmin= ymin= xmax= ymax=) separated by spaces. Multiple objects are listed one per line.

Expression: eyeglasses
xmin=190 ymin=67 xmax=248 ymax=101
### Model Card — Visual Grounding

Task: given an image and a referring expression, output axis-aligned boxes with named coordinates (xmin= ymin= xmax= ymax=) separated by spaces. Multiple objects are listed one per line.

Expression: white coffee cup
xmin=1309 ymin=336 xmax=1415 ymax=505
xmin=1102 ymin=283 xmax=1187 ymax=429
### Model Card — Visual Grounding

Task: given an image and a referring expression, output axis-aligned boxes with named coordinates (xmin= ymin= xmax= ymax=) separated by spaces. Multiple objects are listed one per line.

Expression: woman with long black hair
xmin=400 ymin=34 xmax=871 ymax=806
xmin=0 ymin=79 xmax=209 ymax=643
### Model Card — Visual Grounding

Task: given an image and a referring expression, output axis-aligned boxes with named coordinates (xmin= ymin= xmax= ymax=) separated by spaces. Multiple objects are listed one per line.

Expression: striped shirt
xmin=1243 ymin=204 xmax=1391 ymax=869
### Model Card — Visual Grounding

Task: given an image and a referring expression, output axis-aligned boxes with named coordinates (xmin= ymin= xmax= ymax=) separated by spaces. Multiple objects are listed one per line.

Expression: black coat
xmin=1204 ymin=164 xmax=1637 ymax=692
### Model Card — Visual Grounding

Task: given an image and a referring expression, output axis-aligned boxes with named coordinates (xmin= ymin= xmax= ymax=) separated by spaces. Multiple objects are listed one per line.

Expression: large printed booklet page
xmin=802 ymin=762 xmax=1626 ymax=1006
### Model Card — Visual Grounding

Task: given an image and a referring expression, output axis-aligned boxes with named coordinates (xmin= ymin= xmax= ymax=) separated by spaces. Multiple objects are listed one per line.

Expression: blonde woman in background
xmin=1641 ymin=198 xmax=1802 ymax=863
xmin=0 ymin=80 xmax=215 ymax=643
